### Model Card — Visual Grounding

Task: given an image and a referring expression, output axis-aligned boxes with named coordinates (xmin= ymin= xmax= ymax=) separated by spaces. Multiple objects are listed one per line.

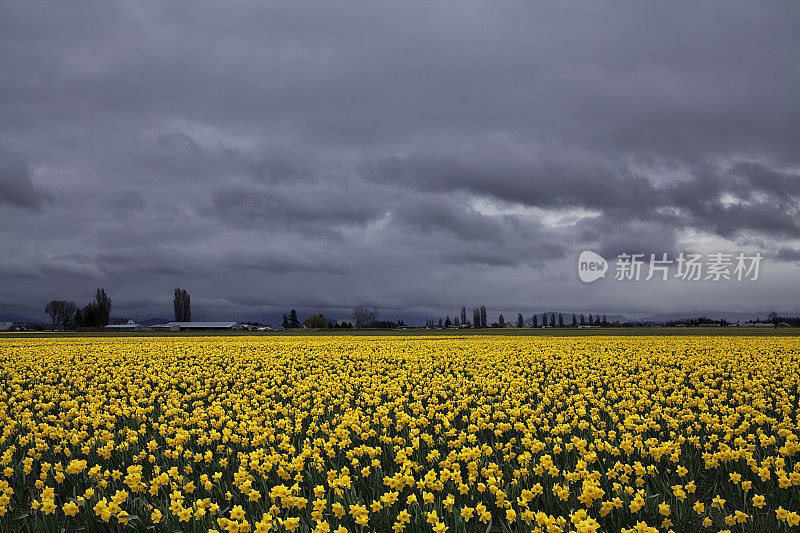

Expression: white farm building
xmin=155 ymin=321 xmax=242 ymax=331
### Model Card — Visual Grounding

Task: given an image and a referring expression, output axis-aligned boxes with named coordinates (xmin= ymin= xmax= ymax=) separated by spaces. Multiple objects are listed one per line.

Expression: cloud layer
xmin=1 ymin=1 xmax=799 ymax=322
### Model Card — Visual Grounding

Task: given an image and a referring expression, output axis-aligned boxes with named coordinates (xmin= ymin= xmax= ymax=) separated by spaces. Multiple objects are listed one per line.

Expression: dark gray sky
xmin=1 ymin=1 xmax=799 ymax=323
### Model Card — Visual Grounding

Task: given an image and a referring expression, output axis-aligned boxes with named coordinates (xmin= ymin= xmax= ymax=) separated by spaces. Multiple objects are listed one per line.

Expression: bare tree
xmin=472 ymin=308 xmax=480 ymax=328
xmin=58 ymin=302 xmax=77 ymax=330
xmin=352 ymin=306 xmax=378 ymax=328
xmin=480 ymin=306 xmax=487 ymax=328
xmin=460 ymin=306 xmax=467 ymax=325
xmin=44 ymin=300 xmax=77 ymax=331
xmin=45 ymin=300 xmax=60 ymax=331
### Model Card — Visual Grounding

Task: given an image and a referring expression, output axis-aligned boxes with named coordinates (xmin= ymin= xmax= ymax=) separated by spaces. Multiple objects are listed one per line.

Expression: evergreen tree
xmin=80 ymin=303 xmax=98 ymax=328
xmin=588 ymin=314 xmax=594 ymax=326
xmin=460 ymin=307 xmax=467 ymax=325
xmin=580 ymin=314 xmax=586 ymax=326
xmin=480 ymin=306 xmax=487 ymax=328
xmin=558 ymin=313 xmax=564 ymax=327
xmin=289 ymin=309 xmax=300 ymax=328
xmin=572 ymin=314 xmax=577 ymax=327
xmin=542 ymin=313 xmax=548 ymax=327
xmin=517 ymin=313 xmax=524 ymax=328
xmin=473 ymin=308 xmax=480 ymax=328
xmin=281 ymin=314 xmax=289 ymax=329
xmin=498 ymin=314 xmax=505 ymax=327
xmin=550 ymin=313 xmax=556 ymax=327
xmin=445 ymin=316 xmax=452 ymax=327
xmin=532 ymin=314 xmax=538 ymax=327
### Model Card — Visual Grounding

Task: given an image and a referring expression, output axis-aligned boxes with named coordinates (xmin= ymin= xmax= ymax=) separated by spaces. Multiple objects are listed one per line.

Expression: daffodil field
xmin=1 ymin=336 xmax=799 ymax=533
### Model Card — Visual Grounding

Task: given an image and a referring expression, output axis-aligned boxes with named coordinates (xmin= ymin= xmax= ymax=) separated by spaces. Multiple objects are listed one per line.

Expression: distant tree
xmin=473 ymin=308 xmax=480 ymax=328
xmin=580 ymin=313 xmax=586 ymax=326
xmin=351 ymin=306 xmax=377 ymax=328
xmin=73 ymin=308 xmax=83 ymax=329
xmin=281 ymin=314 xmax=289 ymax=329
xmin=572 ymin=314 xmax=577 ymax=327
xmin=460 ymin=307 xmax=467 ymax=325
xmin=173 ymin=289 xmax=182 ymax=321
xmin=516 ymin=313 xmax=524 ymax=328
xmin=768 ymin=311 xmax=779 ymax=325
xmin=542 ymin=313 xmax=548 ymax=327
xmin=78 ymin=303 xmax=98 ymax=328
xmin=184 ymin=292 xmax=190 ymax=321
xmin=438 ymin=317 xmax=443 ymax=328
xmin=445 ymin=316 xmax=452 ymax=327
xmin=480 ymin=306 xmax=487 ymax=328
xmin=94 ymin=288 xmax=112 ymax=327
xmin=185 ymin=291 xmax=191 ymax=321
xmin=532 ymin=314 xmax=538 ymax=328
xmin=302 ymin=315 xmax=327 ymax=329
xmin=454 ymin=317 xmax=460 ymax=327
xmin=45 ymin=300 xmax=78 ymax=331
xmin=498 ymin=314 xmax=505 ymax=327
xmin=589 ymin=313 xmax=594 ymax=326
xmin=289 ymin=309 xmax=300 ymax=328
xmin=60 ymin=302 xmax=77 ymax=330
xmin=45 ymin=300 xmax=60 ymax=331
xmin=558 ymin=313 xmax=564 ymax=327
xmin=602 ymin=314 xmax=607 ymax=326
xmin=173 ymin=288 xmax=191 ymax=321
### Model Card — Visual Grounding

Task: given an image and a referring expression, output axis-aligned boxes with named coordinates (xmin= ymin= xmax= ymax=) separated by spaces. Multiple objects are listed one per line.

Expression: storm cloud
xmin=1 ymin=1 xmax=799 ymax=322
xmin=0 ymin=146 xmax=47 ymax=209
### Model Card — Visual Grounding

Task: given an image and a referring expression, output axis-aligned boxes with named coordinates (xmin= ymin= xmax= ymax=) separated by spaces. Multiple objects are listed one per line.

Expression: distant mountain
xmin=639 ymin=311 xmax=769 ymax=324
xmin=138 ymin=317 xmax=169 ymax=325
xmin=0 ymin=312 xmax=40 ymax=323
xmin=524 ymin=312 xmax=628 ymax=326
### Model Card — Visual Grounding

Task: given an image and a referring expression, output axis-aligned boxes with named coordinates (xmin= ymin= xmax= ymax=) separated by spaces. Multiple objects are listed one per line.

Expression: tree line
xmin=44 ymin=289 xmax=619 ymax=331
xmin=44 ymin=287 xmax=194 ymax=330
xmin=424 ymin=307 xmax=611 ymax=328
xmin=45 ymin=288 xmax=112 ymax=330
xmin=272 ymin=307 xmax=418 ymax=329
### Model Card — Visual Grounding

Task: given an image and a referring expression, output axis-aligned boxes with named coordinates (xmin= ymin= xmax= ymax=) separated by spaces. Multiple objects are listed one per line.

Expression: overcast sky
xmin=1 ymin=1 xmax=799 ymax=323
